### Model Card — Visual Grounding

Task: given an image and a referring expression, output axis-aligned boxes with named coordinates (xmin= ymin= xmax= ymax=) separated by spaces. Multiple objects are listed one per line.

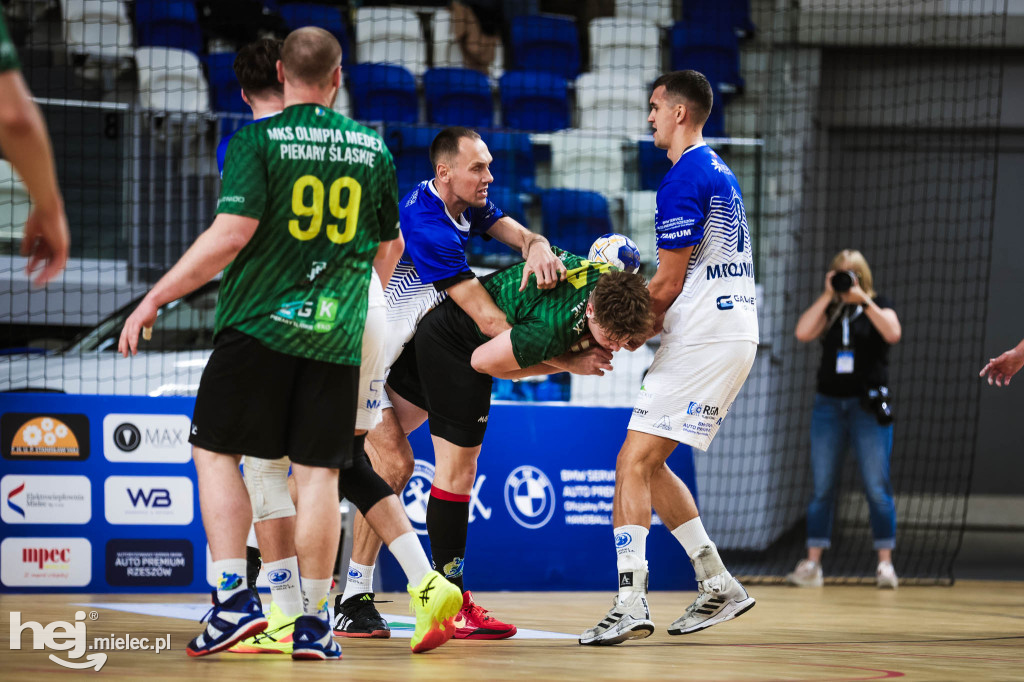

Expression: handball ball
xmin=588 ymin=233 xmax=641 ymax=274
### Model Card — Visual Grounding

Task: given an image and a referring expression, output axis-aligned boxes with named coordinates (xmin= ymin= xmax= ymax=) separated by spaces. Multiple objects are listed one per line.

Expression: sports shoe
xmin=785 ymin=559 xmax=824 ymax=588
xmin=407 ymin=570 xmax=463 ymax=653
xmin=454 ymin=591 xmax=517 ymax=640
xmin=229 ymin=602 xmax=297 ymax=654
xmin=876 ymin=561 xmax=899 ymax=589
xmin=186 ymin=589 xmax=268 ymax=657
xmin=579 ymin=570 xmax=654 ymax=646
xmin=667 ymin=544 xmax=755 ymax=636
xmin=333 ymin=593 xmax=391 ymax=638
xmin=291 ymin=615 xmax=342 ymax=660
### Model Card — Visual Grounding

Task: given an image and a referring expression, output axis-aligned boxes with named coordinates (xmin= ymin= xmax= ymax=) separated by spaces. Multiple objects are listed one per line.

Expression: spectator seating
xmin=549 ymin=130 xmax=625 ymax=195
xmin=541 ymin=188 xmax=613 ymax=257
xmin=670 ymin=24 xmax=744 ymax=95
xmin=204 ymin=52 xmax=248 ymax=114
xmin=382 ymin=124 xmax=442 ymax=198
xmin=0 ymin=160 xmax=30 ymax=245
xmin=588 ymin=17 xmax=660 ymax=84
xmin=625 ymin=190 xmax=658 ymax=265
xmin=346 ymin=63 xmax=418 ymax=125
xmin=60 ymin=0 xmax=134 ymax=63
xmin=483 ymin=130 xmax=535 ymax=193
xmin=278 ymin=4 xmax=349 ymax=63
xmin=136 ymin=47 xmax=210 ymax=112
xmin=682 ymin=0 xmax=755 ymax=38
xmin=354 ymin=6 xmax=426 ymax=76
xmin=576 ymin=71 xmax=651 ymax=136
xmin=431 ymin=8 xmax=504 ymax=78
xmin=466 ymin=185 xmax=526 ymax=265
xmin=509 ymin=14 xmax=580 ymax=80
xmin=423 ymin=67 xmax=493 ymax=128
xmin=637 ymin=139 xmax=672 ymax=191
xmin=195 ymin=0 xmax=283 ymax=48
xmin=134 ymin=0 xmax=204 ymax=54
xmin=499 ymin=71 xmax=570 ymax=132
xmin=614 ymin=0 xmax=673 ymax=26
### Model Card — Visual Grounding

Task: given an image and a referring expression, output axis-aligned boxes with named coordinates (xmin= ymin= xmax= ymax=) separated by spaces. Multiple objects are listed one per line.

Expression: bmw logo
xmin=503 ymin=465 xmax=556 ymax=530
xmin=401 ymin=459 xmax=435 ymax=535
xmin=615 ymin=532 xmax=632 ymax=548
xmin=113 ymin=423 xmax=141 ymax=452
xmin=267 ymin=568 xmax=292 ymax=584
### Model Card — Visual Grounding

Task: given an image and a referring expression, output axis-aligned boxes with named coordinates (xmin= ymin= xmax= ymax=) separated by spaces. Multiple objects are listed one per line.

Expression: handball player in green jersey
xmin=119 ymin=27 xmax=462 ymax=659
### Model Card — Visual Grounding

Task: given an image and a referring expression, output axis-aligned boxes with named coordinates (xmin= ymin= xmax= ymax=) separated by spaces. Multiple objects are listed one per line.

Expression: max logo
xmin=126 ymin=488 xmax=170 ymax=508
xmin=716 ymin=295 xmax=734 ymax=310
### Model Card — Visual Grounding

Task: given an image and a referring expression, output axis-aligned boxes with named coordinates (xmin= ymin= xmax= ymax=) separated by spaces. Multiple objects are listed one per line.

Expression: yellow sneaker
xmin=407 ymin=570 xmax=462 ymax=653
xmin=228 ymin=602 xmax=298 ymax=654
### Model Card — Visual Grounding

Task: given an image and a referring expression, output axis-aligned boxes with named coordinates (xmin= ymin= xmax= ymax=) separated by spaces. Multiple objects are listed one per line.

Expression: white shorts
xmin=627 ymin=340 xmax=756 ymax=451
xmin=356 ymin=270 xmax=388 ymax=431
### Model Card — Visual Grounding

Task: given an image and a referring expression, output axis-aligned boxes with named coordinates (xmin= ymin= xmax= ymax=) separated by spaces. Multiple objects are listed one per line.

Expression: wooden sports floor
xmin=3 ymin=582 xmax=1023 ymax=680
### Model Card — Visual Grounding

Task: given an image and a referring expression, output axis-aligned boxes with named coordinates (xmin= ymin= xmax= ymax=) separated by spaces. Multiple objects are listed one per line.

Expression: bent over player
xmin=119 ymin=27 xmax=461 ymax=660
xmin=581 ymin=70 xmax=759 ymax=645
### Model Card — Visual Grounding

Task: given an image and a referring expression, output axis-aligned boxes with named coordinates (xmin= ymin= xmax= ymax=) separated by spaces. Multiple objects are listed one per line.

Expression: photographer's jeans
xmin=806 ymin=393 xmax=896 ymax=550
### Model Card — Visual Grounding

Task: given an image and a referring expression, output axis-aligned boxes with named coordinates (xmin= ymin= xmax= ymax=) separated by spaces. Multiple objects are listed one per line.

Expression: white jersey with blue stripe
xmin=656 ymin=143 xmax=758 ymax=345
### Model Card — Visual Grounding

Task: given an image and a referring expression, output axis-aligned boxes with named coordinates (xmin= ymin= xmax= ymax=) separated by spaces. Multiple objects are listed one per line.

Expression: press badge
xmin=836 ymin=349 xmax=854 ymax=374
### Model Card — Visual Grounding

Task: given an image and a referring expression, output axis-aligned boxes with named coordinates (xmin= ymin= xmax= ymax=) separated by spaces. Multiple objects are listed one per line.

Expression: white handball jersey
xmin=655 ymin=143 xmax=758 ymax=345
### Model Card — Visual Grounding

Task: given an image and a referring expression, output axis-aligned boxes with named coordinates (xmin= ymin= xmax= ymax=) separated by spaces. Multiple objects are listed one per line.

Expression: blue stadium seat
xmin=682 ymin=0 xmax=756 ymax=38
xmin=279 ymin=4 xmax=350 ymax=63
xmin=203 ymin=52 xmax=248 ymax=114
xmin=346 ymin=63 xmax=418 ymax=125
xmin=382 ymin=124 xmax=442 ymax=199
xmin=134 ymin=0 xmax=204 ymax=54
xmin=638 ymin=139 xmax=672 ymax=192
xmin=467 ymin=185 xmax=527 ymax=265
xmin=670 ymin=24 xmax=744 ymax=96
xmin=423 ymin=68 xmax=493 ymax=128
xmin=499 ymin=71 xmax=570 ymax=132
xmin=484 ymin=131 xmax=535 ymax=193
xmin=509 ymin=14 xmax=580 ymax=80
xmin=541 ymin=189 xmax=612 ymax=257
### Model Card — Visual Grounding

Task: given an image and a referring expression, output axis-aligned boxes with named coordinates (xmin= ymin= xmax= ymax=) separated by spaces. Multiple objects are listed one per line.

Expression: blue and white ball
xmin=588 ymin=233 xmax=641 ymax=274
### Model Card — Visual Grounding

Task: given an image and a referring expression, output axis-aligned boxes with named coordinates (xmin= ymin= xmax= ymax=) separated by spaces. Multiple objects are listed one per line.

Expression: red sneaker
xmin=453 ymin=591 xmax=517 ymax=640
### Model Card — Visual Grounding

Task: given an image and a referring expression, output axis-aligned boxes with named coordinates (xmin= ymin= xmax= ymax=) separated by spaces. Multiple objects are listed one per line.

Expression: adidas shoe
xmin=579 ymin=580 xmax=654 ymax=646
xmin=291 ymin=615 xmax=342 ymax=661
xmin=186 ymin=589 xmax=268 ymax=657
xmin=454 ymin=591 xmax=517 ymax=640
xmin=333 ymin=593 xmax=391 ymax=638
xmin=228 ymin=602 xmax=297 ymax=654
xmin=785 ymin=559 xmax=824 ymax=588
xmin=407 ymin=570 xmax=463 ymax=653
xmin=876 ymin=561 xmax=899 ymax=589
xmin=668 ymin=545 xmax=755 ymax=636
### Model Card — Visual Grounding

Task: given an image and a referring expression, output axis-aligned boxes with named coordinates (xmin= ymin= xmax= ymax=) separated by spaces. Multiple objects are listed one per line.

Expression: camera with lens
xmin=862 ymin=386 xmax=893 ymax=426
xmin=831 ymin=270 xmax=856 ymax=293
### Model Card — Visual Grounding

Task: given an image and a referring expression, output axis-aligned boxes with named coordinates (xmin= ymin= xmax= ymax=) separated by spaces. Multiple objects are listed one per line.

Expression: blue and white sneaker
xmin=186 ymin=589 xmax=268 ymax=657
xmin=291 ymin=615 xmax=343 ymax=661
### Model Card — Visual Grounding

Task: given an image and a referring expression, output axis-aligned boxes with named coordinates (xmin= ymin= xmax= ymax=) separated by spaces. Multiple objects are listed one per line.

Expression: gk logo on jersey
xmin=314 ymin=296 xmax=339 ymax=332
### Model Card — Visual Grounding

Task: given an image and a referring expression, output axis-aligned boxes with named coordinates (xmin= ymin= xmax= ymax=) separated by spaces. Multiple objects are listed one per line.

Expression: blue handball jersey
xmin=398 ymin=179 xmax=503 ymax=288
xmin=655 ymin=143 xmax=758 ymax=344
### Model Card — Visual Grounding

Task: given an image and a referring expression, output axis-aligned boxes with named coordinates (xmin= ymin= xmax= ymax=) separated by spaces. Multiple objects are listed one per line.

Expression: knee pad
xmin=338 ymin=447 xmax=395 ymax=516
xmin=243 ymin=455 xmax=295 ymax=522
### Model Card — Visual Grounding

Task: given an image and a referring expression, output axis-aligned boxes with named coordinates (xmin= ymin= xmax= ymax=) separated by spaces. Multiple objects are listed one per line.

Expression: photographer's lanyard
xmin=836 ymin=305 xmax=863 ymax=375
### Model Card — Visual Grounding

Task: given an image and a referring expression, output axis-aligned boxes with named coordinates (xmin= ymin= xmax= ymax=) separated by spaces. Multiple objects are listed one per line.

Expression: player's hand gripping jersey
xmin=215 ymin=104 xmax=399 ymax=365
xmin=656 ymin=144 xmax=758 ymax=345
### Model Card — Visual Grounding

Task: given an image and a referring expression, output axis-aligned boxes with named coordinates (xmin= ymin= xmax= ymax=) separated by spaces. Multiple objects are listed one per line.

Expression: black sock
xmin=426 ymin=488 xmax=470 ymax=592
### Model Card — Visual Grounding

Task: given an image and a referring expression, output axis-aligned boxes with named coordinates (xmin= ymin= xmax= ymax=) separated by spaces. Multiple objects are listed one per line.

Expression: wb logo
xmin=127 ymin=488 xmax=170 ymax=508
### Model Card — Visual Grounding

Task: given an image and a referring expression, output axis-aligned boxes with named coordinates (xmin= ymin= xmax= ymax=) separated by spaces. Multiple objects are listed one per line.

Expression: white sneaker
xmin=579 ymin=570 xmax=654 ymax=646
xmin=785 ymin=559 xmax=824 ymax=587
xmin=667 ymin=545 xmax=755 ymax=636
xmin=876 ymin=561 xmax=898 ymax=589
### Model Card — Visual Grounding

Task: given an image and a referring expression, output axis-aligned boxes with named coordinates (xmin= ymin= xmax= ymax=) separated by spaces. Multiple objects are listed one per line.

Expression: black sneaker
xmin=332 ymin=593 xmax=391 ymax=638
xmin=246 ymin=545 xmax=262 ymax=611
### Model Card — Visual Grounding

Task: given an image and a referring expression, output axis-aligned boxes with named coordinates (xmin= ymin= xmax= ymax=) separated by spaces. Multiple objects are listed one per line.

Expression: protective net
xmin=0 ymin=0 xmax=1007 ymax=582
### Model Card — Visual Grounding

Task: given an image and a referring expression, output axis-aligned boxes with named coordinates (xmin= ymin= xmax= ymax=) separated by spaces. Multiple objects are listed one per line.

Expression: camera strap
xmin=841 ymin=305 xmax=863 ymax=348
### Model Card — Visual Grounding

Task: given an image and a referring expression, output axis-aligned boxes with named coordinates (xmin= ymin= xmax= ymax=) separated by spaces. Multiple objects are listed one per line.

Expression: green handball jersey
xmin=482 ymin=247 xmax=615 ymax=368
xmin=216 ymin=103 xmax=399 ymax=365
xmin=0 ymin=10 xmax=21 ymax=72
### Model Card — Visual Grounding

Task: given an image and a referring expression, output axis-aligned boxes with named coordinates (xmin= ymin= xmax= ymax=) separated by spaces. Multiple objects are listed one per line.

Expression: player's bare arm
xmin=648 ymin=245 xmax=694 ymax=332
xmin=484 ymin=216 xmax=567 ymax=291
xmin=373 ymin=233 xmax=404 ymax=290
xmin=446 ymin=277 xmax=511 ymax=338
xmin=118 ymin=213 xmax=259 ymax=357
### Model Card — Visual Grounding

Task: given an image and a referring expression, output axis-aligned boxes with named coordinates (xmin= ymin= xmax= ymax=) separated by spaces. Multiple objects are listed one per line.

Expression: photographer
xmin=789 ymin=249 xmax=902 ymax=589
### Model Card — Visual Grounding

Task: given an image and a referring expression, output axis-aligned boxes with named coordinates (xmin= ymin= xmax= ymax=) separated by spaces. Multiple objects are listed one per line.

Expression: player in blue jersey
xmin=581 ymin=70 xmax=758 ymax=646
xmin=215 ymin=38 xmax=283 ymax=176
xmin=333 ymin=126 xmax=578 ymax=640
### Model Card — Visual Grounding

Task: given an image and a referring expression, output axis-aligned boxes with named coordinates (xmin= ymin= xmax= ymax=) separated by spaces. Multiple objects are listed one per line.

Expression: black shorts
xmin=190 ymin=329 xmax=359 ymax=468
xmin=386 ymin=299 xmax=492 ymax=448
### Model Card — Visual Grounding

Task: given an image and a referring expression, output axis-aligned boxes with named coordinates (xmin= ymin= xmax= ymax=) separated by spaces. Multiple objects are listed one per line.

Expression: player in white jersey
xmin=581 ymin=70 xmax=758 ymax=646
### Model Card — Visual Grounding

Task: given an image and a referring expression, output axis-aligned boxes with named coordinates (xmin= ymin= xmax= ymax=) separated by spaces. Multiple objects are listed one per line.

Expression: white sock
xmin=388 ymin=531 xmax=432 ymax=587
xmin=212 ymin=558 xmax=249 ymax=603
xmin=300 ymin=577 xmax=333 ymax=620
xmin=614 ymin=525 xmax=648 ymax=599
xmin=340 ymin=561 xmax=375 ymax=603
xmin=264 ymin=556 xmax=303 ymax=617
xmin=671 ymin=517 xmax=713 ymax=559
